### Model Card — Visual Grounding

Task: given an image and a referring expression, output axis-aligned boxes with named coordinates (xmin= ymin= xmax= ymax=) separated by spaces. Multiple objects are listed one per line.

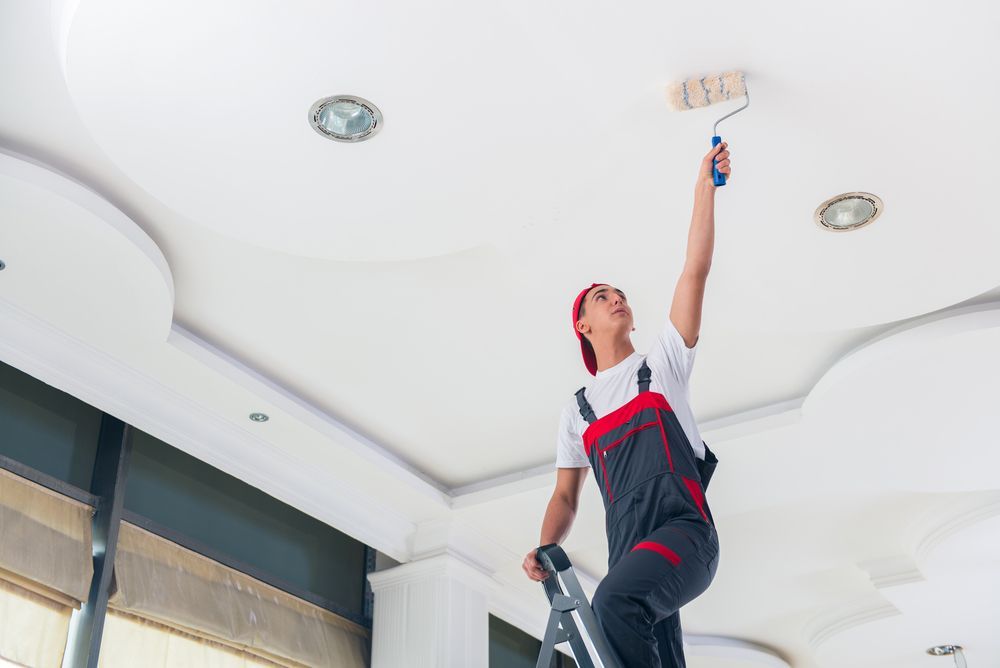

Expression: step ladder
xmin=534 ymin=544 xmax=621 ymax=668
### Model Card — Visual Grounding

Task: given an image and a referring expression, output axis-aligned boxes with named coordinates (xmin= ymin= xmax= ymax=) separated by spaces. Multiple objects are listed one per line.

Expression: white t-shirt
xmin=556 ymin=319 xmax=705 ymax=468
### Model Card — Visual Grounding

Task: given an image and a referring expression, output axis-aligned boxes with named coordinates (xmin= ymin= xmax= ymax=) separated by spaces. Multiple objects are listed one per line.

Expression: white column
xmin=367 ymin=552 xmax=496 ymax=668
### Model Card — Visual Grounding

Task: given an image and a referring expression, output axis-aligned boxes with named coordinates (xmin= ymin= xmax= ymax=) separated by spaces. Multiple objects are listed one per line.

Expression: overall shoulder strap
xmin=637 ymin=359 xmax=652 ymax=393
xmin=574 ymin=387 xmax=597 ymax=424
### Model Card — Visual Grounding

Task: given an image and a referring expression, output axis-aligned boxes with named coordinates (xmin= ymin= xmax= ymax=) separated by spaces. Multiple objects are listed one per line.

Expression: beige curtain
xmin=107 ymin=522 xmax=370 ymax=668
xmin=0 ymin=467 xmax=94 ymax=603
xmin=0 ymin=578 xmax=72 ymax=668
xmin=0 ymin=469 xmax=94 ymax=667
xmin=99 ymin=611 xmax=286 ymax=668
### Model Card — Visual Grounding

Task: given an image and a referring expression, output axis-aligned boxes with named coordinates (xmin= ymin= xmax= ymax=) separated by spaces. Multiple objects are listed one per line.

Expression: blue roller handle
xmin=712 ymin=135 xmax=726 ymax=187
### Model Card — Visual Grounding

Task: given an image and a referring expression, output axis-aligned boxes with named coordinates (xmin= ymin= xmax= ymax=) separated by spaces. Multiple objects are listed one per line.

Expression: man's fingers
xmin=523 ymin=553 xmax=551 ymax=581
xmin=703 ymin=143 xmax=730 ymax=170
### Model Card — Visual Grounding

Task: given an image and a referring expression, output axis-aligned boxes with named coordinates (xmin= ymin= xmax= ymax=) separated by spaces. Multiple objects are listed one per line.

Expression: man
xmin=522 ymin=142 xmax=731 ymax=667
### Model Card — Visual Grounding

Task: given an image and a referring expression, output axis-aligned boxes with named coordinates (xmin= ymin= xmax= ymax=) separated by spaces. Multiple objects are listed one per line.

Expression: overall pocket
xmin=600 ymin=422 xmax=669 ymax=501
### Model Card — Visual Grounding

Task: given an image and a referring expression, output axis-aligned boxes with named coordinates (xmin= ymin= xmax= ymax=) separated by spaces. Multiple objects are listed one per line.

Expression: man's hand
xmin=522 ymin=548 xmax=550 ymax=581
xmin=699 ymin=142 xmax=731 ymax=186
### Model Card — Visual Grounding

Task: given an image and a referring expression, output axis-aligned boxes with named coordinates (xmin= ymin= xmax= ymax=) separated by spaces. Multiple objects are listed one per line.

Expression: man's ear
xmin=576 ymin=319 xmax=590 ymax=337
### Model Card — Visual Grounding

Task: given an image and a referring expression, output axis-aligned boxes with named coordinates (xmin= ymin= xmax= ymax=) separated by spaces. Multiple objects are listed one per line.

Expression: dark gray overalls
xmin=575 ymin=360 xmax=720 ymax=667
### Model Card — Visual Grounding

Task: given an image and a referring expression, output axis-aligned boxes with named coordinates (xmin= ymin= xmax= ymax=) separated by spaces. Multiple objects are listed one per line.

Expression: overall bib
xmin=575 ymin=360 xmax=720 ymax=668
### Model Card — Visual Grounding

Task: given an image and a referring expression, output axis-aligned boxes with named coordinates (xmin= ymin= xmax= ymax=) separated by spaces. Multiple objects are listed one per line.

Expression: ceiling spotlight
xmin=927 ymin=645 xmax=967 ymax=668
xmin=309 ymin=95 xmax=382 ymax=143
xmin=0 ymin=259 xmax=5 ymax=271
xmin=248 ymin=412 xmax=270 ymax=423
xmin=814 ymin=192 xmax=883 ymax=232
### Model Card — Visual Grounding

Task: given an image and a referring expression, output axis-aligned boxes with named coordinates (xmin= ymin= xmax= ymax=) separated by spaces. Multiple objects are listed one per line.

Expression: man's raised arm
xmin=669 ymin=142 xmax=730 ymax=348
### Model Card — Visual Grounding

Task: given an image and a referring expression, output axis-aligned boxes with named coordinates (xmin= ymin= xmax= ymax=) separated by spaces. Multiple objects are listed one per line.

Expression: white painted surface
xmin=1 ymin=1 xmax=999 ymax=665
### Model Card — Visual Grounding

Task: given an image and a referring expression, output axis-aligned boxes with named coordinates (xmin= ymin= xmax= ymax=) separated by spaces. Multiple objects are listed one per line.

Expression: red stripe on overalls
xmin=655 ymin=411 xmax=675 ymax=473
xmin=631 ymin=541 xmax=681 ymax=566
xmin=683 ymin=477 xmax=709 ymax=522
xmin=583 ymin=392 xmax=674 ymax=457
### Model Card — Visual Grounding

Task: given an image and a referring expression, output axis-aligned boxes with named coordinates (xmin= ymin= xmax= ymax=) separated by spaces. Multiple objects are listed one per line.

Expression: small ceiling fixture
xmin=814 ymin=192 xmax=883 ymax=232
xmin=248 ymin=412 xmax=270 ymax=423
xmin=927 ymin=645 xmax=967 ymax=668
xmin=309 ymin=95 xmax=382 ymax=143
xmin=0 ymin=259 xmax=6 ymax=271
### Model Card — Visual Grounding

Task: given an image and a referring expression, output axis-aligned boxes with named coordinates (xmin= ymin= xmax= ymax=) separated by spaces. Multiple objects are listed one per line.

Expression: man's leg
xmin=653 ymin=612 xmax=685 ymax=668
xmin=591 ymin=523 xmax=716 ymax=667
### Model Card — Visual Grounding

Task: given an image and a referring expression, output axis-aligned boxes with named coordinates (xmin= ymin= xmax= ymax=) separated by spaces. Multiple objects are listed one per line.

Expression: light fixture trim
xmin=249 ymin=412 xmax=270 ymax=423
xmin=927 ymin=645 xmax=964 ymax=656
xmin=309 ymin=95 xmax=383 ymax=143
xmin=814 ymin=192 xmax=884 ymax=232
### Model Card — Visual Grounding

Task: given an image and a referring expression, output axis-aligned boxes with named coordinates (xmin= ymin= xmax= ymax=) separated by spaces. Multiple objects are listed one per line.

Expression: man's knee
xmin=592 ymin=578 xmax=621 ymax=619
xmin=592 ymin=577 xmax=640 ymax=623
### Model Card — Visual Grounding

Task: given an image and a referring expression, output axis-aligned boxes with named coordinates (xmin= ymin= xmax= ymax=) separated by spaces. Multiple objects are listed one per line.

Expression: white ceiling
xmin=2 ymin=0 xmax=1000 ymax=666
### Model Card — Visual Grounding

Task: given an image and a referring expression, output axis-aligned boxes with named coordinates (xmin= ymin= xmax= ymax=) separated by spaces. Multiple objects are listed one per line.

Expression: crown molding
xmin=804 ymin=597 xmax=900 ymax=649
xmin=0 ymin=297 xmax=415 ymax=561
xmin=913 ymin=496 xmax=1000 ymax=566
xmin=857 ymin=555 xmax=925 ymax=589
xmin=367 ymin=551 xmax=498 ymax=593
xmin=168 ymin=324 xmax=450 ymax=505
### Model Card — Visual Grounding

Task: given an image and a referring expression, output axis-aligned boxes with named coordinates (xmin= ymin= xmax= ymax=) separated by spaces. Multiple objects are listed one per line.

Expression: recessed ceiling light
xmin=249 ymin=412 xmax=270 ymax=423
xmin=309 ymin=95 xmax=382 ymax=143
xmin=927 ymin=645 xmax=966 ymax=668
xmin=0 ymin=259 xmax=5 ymax=271
xmin=814 ymin=192 xmax=883 ymax=232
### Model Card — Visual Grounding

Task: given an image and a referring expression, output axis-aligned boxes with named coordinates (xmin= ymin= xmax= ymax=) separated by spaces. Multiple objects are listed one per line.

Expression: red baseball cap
xmin=571 ymin=283 xmax=605 ymax=376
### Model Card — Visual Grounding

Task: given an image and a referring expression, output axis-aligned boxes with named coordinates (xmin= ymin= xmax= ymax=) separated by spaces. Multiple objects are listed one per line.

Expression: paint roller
xmin=665 ymin=71 xmax=750 ymax=186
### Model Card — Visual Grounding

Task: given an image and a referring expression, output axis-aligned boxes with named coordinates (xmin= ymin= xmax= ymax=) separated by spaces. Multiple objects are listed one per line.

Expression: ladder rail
xmin=534 ymin=545 xmax=622 ymax=668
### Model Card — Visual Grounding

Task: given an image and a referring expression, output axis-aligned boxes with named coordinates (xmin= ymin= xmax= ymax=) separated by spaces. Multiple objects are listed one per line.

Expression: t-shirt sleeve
xmin=555 ymin=403 xmax=589 ymax=469
xmin=650 ymin=318 xmax=698 ymax=386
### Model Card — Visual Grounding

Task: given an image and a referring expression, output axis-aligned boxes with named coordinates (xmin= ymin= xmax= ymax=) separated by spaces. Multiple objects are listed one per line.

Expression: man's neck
xmin=593 ymin=338 xmax=636 ymax=373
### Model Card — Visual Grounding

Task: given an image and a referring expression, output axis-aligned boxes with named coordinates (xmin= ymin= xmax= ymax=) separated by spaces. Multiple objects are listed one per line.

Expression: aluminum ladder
xmin=534 ymin=544 xmax=621 ymax=668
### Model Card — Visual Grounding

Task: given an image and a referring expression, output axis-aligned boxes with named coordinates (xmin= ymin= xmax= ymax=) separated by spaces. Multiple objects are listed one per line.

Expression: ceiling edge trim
xmin=804 ymin=597 xmax=900 ymax=650
xmin=0 ymin=296 xmax=414 ymax=561
xmin=804 ymin=300 xmax=1000 ymax=415
xmin=168 ymin=324 xmax=451 ymax=504
xmin=0 ymin=145 xmax=175 ymax=320
xmin=684 ymin=635 xmax=791 ymax=667
xmin=912 ymin=496 xmax=1000 ymax=566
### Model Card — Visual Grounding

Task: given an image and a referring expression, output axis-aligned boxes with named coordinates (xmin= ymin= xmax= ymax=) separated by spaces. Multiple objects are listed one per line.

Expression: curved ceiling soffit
xmin=56 ymin=0 xmax=508 ymax=262
xmin=911 ymin=495 xmax=1000 ymax=568
xmin=0 ymin=146 xmax=175 ymax=339
xmin=790 ymin=300 xmax=1000 ymax=497
xmin=50 ymin=0 xmax=81 ymax=77
xmin=804 ymin=597 xmax=901 ymax=652
xmin=685 ymin=635 xmax=791 ymax=668
xmin=806 ymin=502 xmax=1000 ymax=659
xmin=803 ymin=301 xmax=1000 ymax=415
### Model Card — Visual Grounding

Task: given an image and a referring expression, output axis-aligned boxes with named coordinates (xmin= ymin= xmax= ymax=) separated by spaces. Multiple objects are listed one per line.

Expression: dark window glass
xmin=489 ymin=615 xmax=577 ymax=668
xmin=125 ymin=430 xmax=367 ymax=617
xmin=0 ymin=361 xmax=102 ymax=490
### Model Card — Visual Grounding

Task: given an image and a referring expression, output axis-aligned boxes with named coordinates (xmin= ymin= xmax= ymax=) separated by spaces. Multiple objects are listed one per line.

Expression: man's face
xmin=577 ymin=284 xmax=633 ymax=341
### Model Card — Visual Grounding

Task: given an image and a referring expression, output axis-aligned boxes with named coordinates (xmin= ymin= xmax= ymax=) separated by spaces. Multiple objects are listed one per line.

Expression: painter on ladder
xmin=521 ymin=137 xmax=732 ymax=666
